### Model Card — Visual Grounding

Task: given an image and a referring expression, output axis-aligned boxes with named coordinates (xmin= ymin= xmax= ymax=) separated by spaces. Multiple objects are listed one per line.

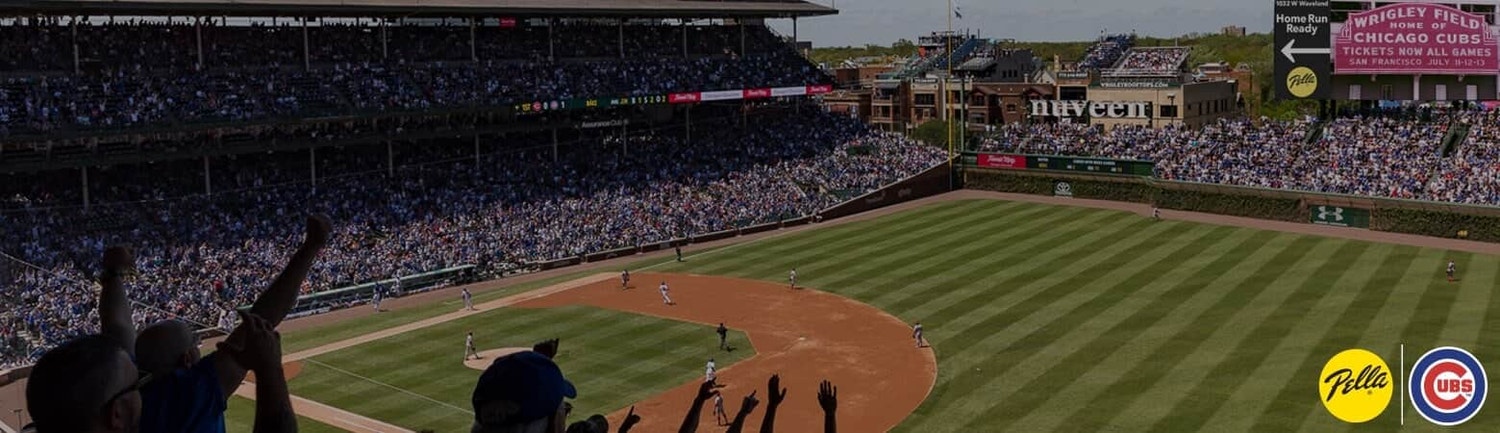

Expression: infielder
xmin=789 ymin=268 xmax=798 ymax=289
xmin=1448 ymin=259 xmax=1458 ymax=283
xmin=372 ymin=289 xmax=382 ymax=312
xmin=621 ymin=269 xmax=631 ymax=290
xmin=712 ymin=391 xmax=729 ymax=426
xmin=659 ymin=281 xmax=674 ymax=305
xmin=675 ymin=246 xmax=683 ymax=262
xmin=913 ymin=322 xmax=927 ymax=348
xmin=461 ymin=287 xmax=475 ymax=311
xmin=464 ymin=331 xmax=480 ymax=361
xmin=705 ymin=358 xmax=717 ymax=386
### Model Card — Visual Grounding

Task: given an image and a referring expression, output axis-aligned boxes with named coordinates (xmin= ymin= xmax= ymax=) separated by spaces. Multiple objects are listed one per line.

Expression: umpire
xmin=717 ymin=322 xmax=729 ymax=351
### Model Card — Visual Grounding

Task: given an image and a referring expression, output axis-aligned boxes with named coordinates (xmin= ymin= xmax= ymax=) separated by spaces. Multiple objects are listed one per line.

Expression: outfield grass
xmin=647 ymin=199 xmax=1500 ymax=432
xmin=287 ymin=305 xmax=753 ymax=432
xmin=226 ymin=396 xmax=345 ymax=433
xmin=238 ymin=198 xmax=1500 ymax=432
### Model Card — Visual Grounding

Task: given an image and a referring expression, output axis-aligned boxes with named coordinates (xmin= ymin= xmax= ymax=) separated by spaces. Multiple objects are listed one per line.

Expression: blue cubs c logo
xmin=1409 ymin=346 xmax=1487 ymax=426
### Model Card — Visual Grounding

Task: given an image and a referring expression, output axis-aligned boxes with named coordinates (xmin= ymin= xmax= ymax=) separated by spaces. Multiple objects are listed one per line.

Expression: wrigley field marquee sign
xmin=1029 ymin=100 xmax=1153 ymax=119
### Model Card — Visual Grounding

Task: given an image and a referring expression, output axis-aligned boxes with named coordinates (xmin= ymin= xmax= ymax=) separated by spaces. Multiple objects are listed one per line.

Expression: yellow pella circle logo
xmin=1319 ymin=348 xmax=1392 ymax=423
xmin=1287 ymin=66 xmax=1318 ymax=98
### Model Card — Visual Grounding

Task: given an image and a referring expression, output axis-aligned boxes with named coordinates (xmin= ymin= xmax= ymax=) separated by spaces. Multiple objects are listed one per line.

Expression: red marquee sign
xmin=1334 ymin=3 xmax=1500 ymax=75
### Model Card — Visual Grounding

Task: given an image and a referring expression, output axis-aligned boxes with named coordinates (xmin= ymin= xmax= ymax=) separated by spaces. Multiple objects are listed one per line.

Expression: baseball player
xmin=372 ymin=289 xmax=382 ymax=312
xmin=712 ymin=391 xmax=729 ymax=426
xmin=717 ymin=322 xmax=729 ymax=351
xmin=675 ymin=246 xmax=683 ymax=262
xmin=1152 ymin=207 xmax=1160 ymax=220
xmin=789 ymin=268 xmax=798 ymax=289
xmin=913 ymin=322 xmax=927 ymax=348
xmin=1447 ymin=259 xmax=1458 ymax=283
xmin=705 ymin=358 xmax=717 ymax=386
xmin=464 ymin=331 xmax=480 ymax=361
xmin=621 ymin=269 xmax=631 ymax=290
xmin=659 ymin=281 xmax=674 ymax=305
xmin=461 ymin=287 xmax=475 ymax=311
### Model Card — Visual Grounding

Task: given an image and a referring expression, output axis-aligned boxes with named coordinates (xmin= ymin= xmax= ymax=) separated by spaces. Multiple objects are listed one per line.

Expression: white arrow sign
xmin=1281 ymin=39 xmax=1331 ymax=63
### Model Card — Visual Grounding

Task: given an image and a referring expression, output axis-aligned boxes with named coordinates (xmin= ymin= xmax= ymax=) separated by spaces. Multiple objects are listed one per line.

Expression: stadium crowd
xmin=1107 ymin=46 xmax=1189 ymax=74
xmin=0 ymin=22 xmax=816 ymax=136
xmin=974 ymin=112 xmax=1500 ymax=202
xmin=1 ymin=108 xmax=945 ymax=369
xmin=1074 ymin=33 xmax=1135 ymax=70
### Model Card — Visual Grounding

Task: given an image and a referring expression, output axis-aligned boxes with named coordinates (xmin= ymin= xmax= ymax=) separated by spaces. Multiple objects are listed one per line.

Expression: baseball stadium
xmin=5 ymin=0 xmax=1500 ymax=432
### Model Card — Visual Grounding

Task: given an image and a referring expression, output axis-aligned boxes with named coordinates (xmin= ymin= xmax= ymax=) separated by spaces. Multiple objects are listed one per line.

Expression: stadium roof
xmin=0 ymin=0 xmax=837 ymax=18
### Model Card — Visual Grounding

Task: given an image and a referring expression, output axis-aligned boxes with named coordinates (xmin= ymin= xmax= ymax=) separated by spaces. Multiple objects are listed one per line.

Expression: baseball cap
xmin=471 ymin=351 xmax=578 ymax=426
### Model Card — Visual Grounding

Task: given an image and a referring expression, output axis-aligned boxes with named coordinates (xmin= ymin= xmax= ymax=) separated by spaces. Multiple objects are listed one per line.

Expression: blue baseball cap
xmin=472 ymin=351 xmax=578 ymax=426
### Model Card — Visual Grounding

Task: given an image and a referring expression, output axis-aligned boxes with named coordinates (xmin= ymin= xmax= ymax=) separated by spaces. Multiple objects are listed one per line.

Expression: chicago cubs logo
xmin=1319 ymin=349 xmax=1392 ymax=423
xmin=1410 ymin=346 xmax=1487 ymax=426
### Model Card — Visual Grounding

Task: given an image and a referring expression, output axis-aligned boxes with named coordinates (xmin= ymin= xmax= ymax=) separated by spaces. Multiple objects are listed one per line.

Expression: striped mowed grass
xmin=244 ymin=199 xmax=1499 ymax=432
xmin=648 ymin=199 xmax=1500 ymax=432
xmin=283 ymin=305 xmax=754 ymax=432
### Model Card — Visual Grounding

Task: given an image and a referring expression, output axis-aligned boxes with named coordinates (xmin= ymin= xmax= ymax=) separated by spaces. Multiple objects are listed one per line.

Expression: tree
xmin=909 ymin=119 xmax=953 ymax=149
xmin=892 ymin=39 xmax=917 ymax=58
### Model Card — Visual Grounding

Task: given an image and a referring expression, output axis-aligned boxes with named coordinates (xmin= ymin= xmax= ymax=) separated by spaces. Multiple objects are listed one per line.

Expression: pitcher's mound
xmin=462 ymin=347 xmax=533 ymax=370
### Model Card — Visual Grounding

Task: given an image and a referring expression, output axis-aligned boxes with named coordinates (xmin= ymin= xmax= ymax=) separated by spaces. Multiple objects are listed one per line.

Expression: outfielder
xmin=1448 ymin=259 xmax=1458 ymax=283
xmin=461 ymin=287 xmax=475 ymax=311
xmin=659 ymin=281 xmax=674 ymax=305
xmin=1152 ymin=207 xmax=1160 ymax=220
xmin=789 ymin=268 xmax=798 ymax=289
xmin=464 ymin=331 xmax=480 ymax=361
xmin=913 ymin=322 xmax=927 ymax=348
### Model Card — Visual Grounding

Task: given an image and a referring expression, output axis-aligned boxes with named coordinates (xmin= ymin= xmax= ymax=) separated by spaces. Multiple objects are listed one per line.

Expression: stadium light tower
xmin=946 ymin=0 xmax=955 ymax=189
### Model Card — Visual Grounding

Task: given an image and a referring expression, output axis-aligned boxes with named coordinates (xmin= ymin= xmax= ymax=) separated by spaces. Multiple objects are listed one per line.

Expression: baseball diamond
xmin=178 ymin=191 xmax=1500 ymax=432
xmin=16 ymin=1 xmax=1500 ymax=433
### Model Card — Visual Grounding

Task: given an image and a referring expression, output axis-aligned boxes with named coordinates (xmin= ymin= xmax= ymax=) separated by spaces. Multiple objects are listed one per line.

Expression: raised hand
xmin=533 ymin=338 xmax=560 ymax=359
xmin=738 ymin=390 xmax=760 ymax=415
xmin=101 ymin=245 xmax=137 ymax=276
xmin=218 ymin=311 xmax=282 ymax=373
xmin=767 ymin=374 xmax=788 ymax=407
xmin=817 ymin=380 xmax=837 ymax=413
xmin=619 ymin=405 xmax=641 ymax=433
xmin=695 ymin=380 xmax=716 ymax=401
xmin=305 ymin=214 xmax=332 ymax=247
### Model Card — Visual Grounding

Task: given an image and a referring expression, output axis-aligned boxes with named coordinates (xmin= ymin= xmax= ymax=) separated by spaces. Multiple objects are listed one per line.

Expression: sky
xmin=766 ymin=0 xmax=1272 ymax=47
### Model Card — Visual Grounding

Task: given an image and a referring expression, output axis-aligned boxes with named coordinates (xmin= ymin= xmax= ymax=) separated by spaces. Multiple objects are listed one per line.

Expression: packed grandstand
xmin=0 ymin=11 xmax=950 ymax=370
xmin=7 ymin=1 xmax=1500 ymax=419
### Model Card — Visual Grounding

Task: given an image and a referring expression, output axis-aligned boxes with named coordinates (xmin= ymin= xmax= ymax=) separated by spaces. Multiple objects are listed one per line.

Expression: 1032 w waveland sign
xmin=1310 ymin=205 xmax=1370 ymax=228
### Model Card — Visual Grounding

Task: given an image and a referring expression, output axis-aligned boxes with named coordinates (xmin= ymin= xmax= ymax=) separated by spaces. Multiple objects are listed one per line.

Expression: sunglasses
xmin=103 ymin=370 xmax=153 ymax=413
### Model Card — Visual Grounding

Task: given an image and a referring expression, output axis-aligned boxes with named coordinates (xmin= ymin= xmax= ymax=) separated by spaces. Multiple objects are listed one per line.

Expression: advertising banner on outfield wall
xmin=976 ymin=153 xmax=1028 ymax=169
xmin=1310 ymin=205 xmax=1371 ymax=228
xmin=669 ymin=92 xmax=702 ymax=104
xmin=1334 ymin=3 xmax=1500 ymax=75
xmin=807 ymin=84 xmax=834 ymax=95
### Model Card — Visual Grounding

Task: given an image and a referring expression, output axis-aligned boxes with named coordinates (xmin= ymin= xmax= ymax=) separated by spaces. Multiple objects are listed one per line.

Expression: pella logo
xmin=1410 ymin=346 xmax=1487 ymax=426
xmin=1319 ymin=349 xmax=1393 ymax=423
